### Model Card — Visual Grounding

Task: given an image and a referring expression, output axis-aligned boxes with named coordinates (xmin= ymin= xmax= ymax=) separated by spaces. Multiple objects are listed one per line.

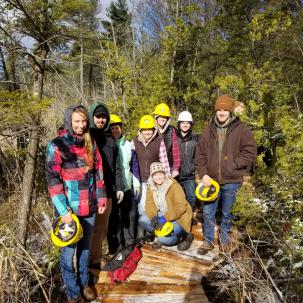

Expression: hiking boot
xmin=82 ymin=286 xmax=97 ymax=301
xmin=152 ymin=240 xmax=162 ymax=250
xmin=177 ymin=233 xmax=194 ymax=251
xmin=197 ymin=241 xmax=214 ymax=255
xmin=68 ymin=295 xmax=85 ymax=303
xmin=145 ymin=232 xmax=155 ymax=243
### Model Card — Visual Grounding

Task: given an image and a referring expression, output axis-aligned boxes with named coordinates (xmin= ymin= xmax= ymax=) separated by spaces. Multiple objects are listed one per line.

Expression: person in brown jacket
xmin=195 ymin=95 xmax=257 ymax=254
xmin=140 ymin=162 xmax=194 ymax=251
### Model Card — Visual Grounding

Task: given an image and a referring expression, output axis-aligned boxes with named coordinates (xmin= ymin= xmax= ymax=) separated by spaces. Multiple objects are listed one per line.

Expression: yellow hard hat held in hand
xmin=51 ymin=214 xmax=83 ymax=247
xmin=195 ymin=179 xmax=220 ymax=202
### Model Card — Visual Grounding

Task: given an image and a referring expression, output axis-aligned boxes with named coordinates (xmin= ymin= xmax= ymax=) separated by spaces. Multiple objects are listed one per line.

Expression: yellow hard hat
xmin=110 ymin=114 xmax=122 ymax=125
xmin=153 ymin=103 xmax=171 ymax=117
xmin=155 ymin=221 xmax=174 ymax=237
xmin=51 ymin=214 xmax=83 ymax=247
xmin=195 ymin=180 xmax=220 ymax=202
xmin=138 ymin=115 xmax=156 ymax=129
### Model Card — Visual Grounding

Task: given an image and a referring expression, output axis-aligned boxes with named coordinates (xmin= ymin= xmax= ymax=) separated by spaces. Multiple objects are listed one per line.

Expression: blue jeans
xmin=180 ymin=179 xmax=196 ymax=210
xmin=139 ymin=215 xmax=185 ymax=246
xmin=203 ymin=183 xmax=240 ymax=245
xmin=60 ymin=213 xmax=95 ymax=300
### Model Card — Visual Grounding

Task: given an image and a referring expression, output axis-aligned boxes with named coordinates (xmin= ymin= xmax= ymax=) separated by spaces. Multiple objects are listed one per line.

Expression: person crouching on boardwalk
xmin=140 ymin=162 xmax=194 ymax=251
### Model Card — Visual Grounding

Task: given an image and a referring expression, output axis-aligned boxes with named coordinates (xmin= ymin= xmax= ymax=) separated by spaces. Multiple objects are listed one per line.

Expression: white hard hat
xmin=178 ymin=111 xmax=193 ymax=122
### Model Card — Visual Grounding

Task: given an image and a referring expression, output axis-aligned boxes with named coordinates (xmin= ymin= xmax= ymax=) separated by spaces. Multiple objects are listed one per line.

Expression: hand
xmin=116 ymin=191 xmax=124 ymax=204
xmin=98 ymin=206 xmax=106 ymax=214
xmin=133 ymin=187 xmax=141 ymax=199
xmin=61 ymin=211 xmax=73 ymax=224
xmin=202 ymin=174 xmax=212 ymax=187
xmin=155 ymin=216 xmax=167 ymax=230
xmin=172 ymin=170 xmax=179 ymax=178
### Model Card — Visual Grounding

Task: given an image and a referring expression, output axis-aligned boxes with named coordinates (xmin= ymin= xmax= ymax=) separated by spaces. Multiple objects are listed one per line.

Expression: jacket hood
xmin=209 ymin=114 xmax=240 ymax=136
xmin=64 ymin=104 xmax=86 ymax=135
xmin=88 ymin=101 xmax=110 ymax=132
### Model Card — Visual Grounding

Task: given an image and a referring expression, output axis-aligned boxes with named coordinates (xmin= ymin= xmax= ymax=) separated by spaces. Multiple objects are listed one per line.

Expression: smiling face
xmin=179 ymin=121 xmax=191 ymax=134
xmin=156 ymin=116 xmax=168 ymax=129
xmin=93 ymin=113 xmax=108 ymax=129
xmin=141 ymin=128 xmax=154 ymax=141
xmin=110 ymin=123 xmax=123 ymax=139
xmin=216 ymin=110 xmax=231 ymax=124
xmin=152 ymin=172 xmax=165 ymax=186
xmin=71 ymin=112 xmax=88 ymax=135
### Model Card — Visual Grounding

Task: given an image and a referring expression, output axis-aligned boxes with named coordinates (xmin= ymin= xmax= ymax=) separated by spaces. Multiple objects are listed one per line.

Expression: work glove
xmin=150 ymin=216 xmax=158 ymax=228
xmin=155 ymin=216 xmax=167 ymax=231
xmin=116 ymin=191 xmax=124 ymax=204
xmin=133 ymin=187 xmax=141 ymax=199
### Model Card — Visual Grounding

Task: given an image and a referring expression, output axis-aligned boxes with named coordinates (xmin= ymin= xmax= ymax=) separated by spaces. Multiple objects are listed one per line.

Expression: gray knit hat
xmin=150 ymin=162 xmax=165 ymax=176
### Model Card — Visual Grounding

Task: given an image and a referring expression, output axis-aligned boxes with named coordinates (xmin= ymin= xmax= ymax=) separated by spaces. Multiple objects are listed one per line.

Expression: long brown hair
xmin=73 ymin=106 xmax=94 ymax=168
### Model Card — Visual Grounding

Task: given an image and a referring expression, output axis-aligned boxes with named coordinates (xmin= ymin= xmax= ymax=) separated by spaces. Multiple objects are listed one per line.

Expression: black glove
xmin=154 ymin=216 xmax=167 ymax=231
xmin=150 ymin=216 xmax=158 ymax=228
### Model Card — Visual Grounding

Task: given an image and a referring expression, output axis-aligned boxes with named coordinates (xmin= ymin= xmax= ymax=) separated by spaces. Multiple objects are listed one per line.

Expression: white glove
xmin=116 ymin=191 xmax=124 ymax=204
xmin=133 ymin=187 xmax=141 ymax=199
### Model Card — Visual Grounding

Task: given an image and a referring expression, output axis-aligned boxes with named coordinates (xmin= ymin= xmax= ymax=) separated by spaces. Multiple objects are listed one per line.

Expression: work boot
xmin=177 ymin=233 xmax=194 ymax=251
xmin=145 ymin=232 xmax=155 ymax=243
xmin=68 ymin=295 xmax=85 ymax=303
xmin=82 ymin=286 xmax=97 ymax=301
xmin=152 ymin=240 xmax=162 ymax=250
xmin=197 ymin=241 xmax=214 ymax=255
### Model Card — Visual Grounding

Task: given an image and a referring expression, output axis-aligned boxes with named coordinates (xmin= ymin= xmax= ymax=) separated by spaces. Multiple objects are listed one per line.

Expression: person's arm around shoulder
xmin=94 ymin=143 xmax=107 ymax=214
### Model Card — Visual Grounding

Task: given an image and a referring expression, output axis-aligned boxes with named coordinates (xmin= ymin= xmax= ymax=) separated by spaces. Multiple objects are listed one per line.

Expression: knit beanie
xmin=214 ymin=95 xmax=234 ymax=112
xmin=150 ymin=162 xmax=165 ymax=176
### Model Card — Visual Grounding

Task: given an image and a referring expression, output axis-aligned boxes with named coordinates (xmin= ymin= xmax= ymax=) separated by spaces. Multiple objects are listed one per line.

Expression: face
xmin=152 ymin=172 xmax=165 ymax=186
xmin=156 ymin=116 xmax=168 ymax=128
xmin=141 ymin=128 xmax=154 ymax=141
xmin=72 ymin=112 xmax=88 ymax=135
xmin=216 ymin=110 xmax=231 ymax=124
xmin=94 ymin=113 xmax=108 ymax=129
xmin=179 ymin=121 xmax=191 ymax=133
xmin=110 ymin=124 xmax=123 ymax=139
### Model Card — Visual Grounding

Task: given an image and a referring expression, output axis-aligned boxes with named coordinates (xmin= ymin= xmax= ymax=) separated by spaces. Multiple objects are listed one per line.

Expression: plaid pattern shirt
xmin=159 ymin=140 xmax=171 ymax=176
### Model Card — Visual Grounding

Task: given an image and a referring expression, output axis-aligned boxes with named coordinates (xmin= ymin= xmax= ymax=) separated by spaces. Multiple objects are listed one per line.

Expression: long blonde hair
xmin=73 ymin=106 xmax=94 ymax=168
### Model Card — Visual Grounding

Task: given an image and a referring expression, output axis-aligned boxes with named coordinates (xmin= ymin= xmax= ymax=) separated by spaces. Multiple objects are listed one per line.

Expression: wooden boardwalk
xmin=91 ymin=217 xmax=224 ymax=303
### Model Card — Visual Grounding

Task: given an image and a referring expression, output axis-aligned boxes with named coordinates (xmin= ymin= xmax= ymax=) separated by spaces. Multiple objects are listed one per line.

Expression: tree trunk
xmin=18 ymin=128 xmax=39 ymax=247
xmin=17 ymin=45 xmax=47 ymax=247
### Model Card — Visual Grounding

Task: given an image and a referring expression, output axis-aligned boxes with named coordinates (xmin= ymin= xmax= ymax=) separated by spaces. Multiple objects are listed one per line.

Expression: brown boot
xmin=197 ymin=241 xmax=214 ymax=255
xmin=82 ymin=286 xmax=97 ymax=301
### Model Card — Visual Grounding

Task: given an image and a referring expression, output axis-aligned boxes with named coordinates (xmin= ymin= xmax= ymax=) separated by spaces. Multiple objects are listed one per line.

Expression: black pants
xmin=107 ymin=190 xmax=138 ymax=254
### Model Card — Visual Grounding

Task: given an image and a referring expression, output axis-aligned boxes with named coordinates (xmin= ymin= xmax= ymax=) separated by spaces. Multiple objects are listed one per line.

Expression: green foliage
xmin=0 ymin=90 xmax=52 ymax=126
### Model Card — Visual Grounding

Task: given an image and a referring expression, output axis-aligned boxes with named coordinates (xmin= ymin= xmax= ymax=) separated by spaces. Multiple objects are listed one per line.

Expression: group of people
xmin=45 ymin=95 xmax=257 ymax=303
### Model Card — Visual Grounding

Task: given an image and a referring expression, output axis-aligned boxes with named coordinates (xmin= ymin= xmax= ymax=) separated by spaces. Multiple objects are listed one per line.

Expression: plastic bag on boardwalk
xmin=102 ymin=240 xmax=143 ymax=284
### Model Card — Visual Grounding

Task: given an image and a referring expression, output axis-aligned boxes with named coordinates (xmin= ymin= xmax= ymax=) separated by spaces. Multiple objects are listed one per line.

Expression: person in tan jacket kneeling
xmin=139 ymin=162 xmax=194 ymax=251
